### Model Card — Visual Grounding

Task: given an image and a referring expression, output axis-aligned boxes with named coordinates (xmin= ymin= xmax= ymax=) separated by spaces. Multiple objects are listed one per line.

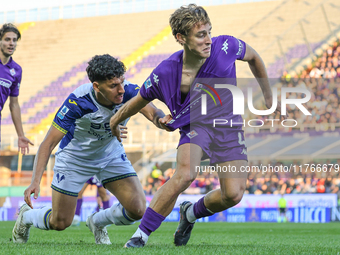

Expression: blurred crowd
xmin=256 ymin=39 xmax=340 ymax=130
xmin=143 ymin=160 xmax=340 ymax=196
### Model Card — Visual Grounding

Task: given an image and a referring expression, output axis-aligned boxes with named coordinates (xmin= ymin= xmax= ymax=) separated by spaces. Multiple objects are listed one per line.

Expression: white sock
xmin=131 ymin=227 xmax=149 ymax=243
xmin=186 ymin=204 xmax=196 ymax=223
xmin=93 ymin=203 xmax=135 ymax=227
xmin=23 ymin=206 xmax=52 ymax=230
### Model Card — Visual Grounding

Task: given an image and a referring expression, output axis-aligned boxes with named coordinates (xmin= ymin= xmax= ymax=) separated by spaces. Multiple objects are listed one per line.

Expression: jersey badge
xmin=144 ymin=78 xmax=152 ymax=89
xmin=187 ymin=130 xmax=198 ymax=139
xmin=57 ymin=105 xmax=69 ymax=120
xmin=10 ymin=68 xmax=16 ymax=76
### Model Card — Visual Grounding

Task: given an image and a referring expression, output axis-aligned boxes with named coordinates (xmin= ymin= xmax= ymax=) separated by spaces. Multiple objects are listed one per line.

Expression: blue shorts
xmin=178 ymin=124 xmax=248 ymax=165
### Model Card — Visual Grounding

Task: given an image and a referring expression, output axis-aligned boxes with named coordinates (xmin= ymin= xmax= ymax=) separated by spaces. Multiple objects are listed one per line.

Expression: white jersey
xmin=52 ymin=82 xmax=140 ymax=161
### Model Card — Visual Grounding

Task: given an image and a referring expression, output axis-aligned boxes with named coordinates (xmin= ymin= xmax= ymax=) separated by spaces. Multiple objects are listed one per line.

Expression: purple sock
xmin=103 ymin=200 xmax=109 ymax=210
xmin=193 ymin=197 xmax=214 ymax=219
xmin=139 ymin=207 xmax=165 ymax=236
xmin=75 ymin=198 xmax=83 ymax=216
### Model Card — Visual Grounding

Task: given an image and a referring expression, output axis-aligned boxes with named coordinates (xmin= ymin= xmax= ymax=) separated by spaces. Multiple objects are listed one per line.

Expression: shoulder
xmin=153 ymin=51 xmax=182 ymax=76
xmin=213 ymin=35 xmax=241 ymax=49
xmin=68 ymin=83 xmax=98 ymax=113
xmin=122 ymin=80 xmax=140 ymax=103
xmin=124 ymin=80 xmax=140 ymax=92
xmin=212 ymin=35 xmax=245 ymax=59
xmin=9 ymin=59 xmax=22 ymax=71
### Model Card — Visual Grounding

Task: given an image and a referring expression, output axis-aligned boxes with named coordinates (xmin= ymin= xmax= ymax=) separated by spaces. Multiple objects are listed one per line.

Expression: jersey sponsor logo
xmin=10 ymin=68 xmax=16 ymax=76
xmin=89 ymin=122 xmax=112 ymax=140
xmin=153 ymin=73 xmax=159 ymax=85
xmin=91 ymin=116 xmax=102 ymax=121
xmin=221 ymin=39 xmax=229 ymax=55
xmin=144 ymin=78 xmax=152 ymax=89
xmin=236 ymin=39 xmax=243 ymax=56
xmin=187 ymin=130 xmax=198 ymax=139
xmin=0 ymin=78 xmax=12 ymax=88
xmin=68 ymin=99 xmax=77 ymax=106
xmin=56 ymin=173 xmax=65 ymax=183
xmin=57 ymin=105 xmax=69 ymax=120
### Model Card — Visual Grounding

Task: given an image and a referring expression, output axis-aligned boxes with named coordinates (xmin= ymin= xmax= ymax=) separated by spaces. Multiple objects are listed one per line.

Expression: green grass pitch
xmin=1 ymin=221 xmax=340 ymax=254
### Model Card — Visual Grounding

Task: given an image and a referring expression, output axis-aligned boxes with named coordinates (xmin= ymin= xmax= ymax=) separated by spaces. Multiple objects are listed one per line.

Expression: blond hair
xmin=169 ymin=4 xmax=211 ymax=45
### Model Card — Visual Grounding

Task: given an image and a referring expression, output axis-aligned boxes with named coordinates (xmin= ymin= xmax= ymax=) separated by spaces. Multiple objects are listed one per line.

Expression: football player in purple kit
xmin=0 ymin=23 xmax=33 ymax=154
xmin=109 ymin=4 xmax=282 ymax=247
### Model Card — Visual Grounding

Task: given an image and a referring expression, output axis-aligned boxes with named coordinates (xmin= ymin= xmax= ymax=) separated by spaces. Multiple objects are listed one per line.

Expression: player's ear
xmin=176 ymin=33 xmax=186 ymax=45
xmin=93 ymin=81 xmax=100 ymax=92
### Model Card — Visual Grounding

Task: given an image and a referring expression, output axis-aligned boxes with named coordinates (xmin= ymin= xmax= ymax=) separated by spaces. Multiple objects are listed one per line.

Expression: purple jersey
xmin=0 ymin=57 xmax=22 ymax=115
xmin=139 ymin=35 xmax=246 ymax=131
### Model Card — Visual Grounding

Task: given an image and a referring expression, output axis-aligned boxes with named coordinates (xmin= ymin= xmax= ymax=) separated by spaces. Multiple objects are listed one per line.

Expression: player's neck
xmin=93 ymin=89 xmax=115 ymax=109
xmin=0 ymin=52 xmax=10 ymax=65
xmin=182 ymin=49 xmax=206 ymax=70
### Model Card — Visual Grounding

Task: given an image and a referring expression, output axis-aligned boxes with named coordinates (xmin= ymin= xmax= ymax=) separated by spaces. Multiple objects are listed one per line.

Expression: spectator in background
xmin=0 ymin=23 xmax=33 ymax=153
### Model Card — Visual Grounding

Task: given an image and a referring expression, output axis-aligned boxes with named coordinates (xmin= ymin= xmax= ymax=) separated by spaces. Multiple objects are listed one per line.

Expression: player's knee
xmin=221 ymin=188 xmax=245 ymax=207
xmin=173 ymin=170 xmax=197 ymax=188
xmin=128 ymin=203 xmax=146 ymax=220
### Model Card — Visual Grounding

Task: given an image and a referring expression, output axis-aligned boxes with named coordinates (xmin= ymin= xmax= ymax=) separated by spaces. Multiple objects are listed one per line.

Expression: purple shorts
xmin=86 ymin=176 xmax=103 ymax=188
xmin=178 ymin=124 xmax=248 ymax=165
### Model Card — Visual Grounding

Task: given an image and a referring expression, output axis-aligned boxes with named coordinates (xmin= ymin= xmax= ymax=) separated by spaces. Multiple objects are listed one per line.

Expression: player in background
xmin=277 ymin=194 xmax=287 ymax=223
xmin=109 ymin=4 xmax=283 ymax=247
xmin=0 ymin=23 xmax=33 ymax=153
xmin=71 ymin=176 xmax=111 ymax=227
xmin=12 ymin=54 xmax=167 ymax=244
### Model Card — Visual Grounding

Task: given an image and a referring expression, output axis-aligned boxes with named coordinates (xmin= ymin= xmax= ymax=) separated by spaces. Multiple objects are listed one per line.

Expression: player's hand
xmin=158 ymin=114 xmax=173 ymax=132
xmin=110 ymin=124 xmax=121 ymax=142
xmin=18 ymin=136 xmax=34 ymax=155
xmin=24 ymin=182 xmax=40 ymax=209
xmin=119 ymin=125 xmax=128 ymax=139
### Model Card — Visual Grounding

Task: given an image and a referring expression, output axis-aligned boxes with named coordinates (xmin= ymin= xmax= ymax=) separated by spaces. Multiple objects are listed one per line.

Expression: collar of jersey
xmin=0 ymin=56 xmax=13 ymax=66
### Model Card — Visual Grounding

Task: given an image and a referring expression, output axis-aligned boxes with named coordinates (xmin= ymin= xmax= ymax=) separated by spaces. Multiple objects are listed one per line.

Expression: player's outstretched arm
xmin=9 ymin=96 xmax=34 ymax=155
xmin=24 ymin=126 xmax=65 ymax=208
xmin=241 ymin=43 xmax=285 ymax=118
xmin=110 ymin=92 xmax=149 ymax=142
xmin=139 ymin=102 xmax=173 ymax=131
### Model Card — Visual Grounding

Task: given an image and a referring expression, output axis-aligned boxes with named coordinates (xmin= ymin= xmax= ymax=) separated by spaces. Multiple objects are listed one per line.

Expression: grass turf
xmin=1 ymin=221 xmax=340 ymax=254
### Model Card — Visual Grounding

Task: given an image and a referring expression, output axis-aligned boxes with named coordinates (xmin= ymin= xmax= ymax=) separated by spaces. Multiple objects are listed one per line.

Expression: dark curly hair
xmin=86 ymin=54 xmax=126 ymax=83
xmin=0 ymin=23 xmax=21 ymax=40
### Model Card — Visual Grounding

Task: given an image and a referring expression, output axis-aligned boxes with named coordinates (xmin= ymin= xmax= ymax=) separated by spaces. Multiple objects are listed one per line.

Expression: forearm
xmin=10 ymin=103 xmax=25 ymax=137
xmin=248 ymin=55 xmax=272 ymax=101
xmin=31 ymin=140 xmax=54 ymax=185
xmin=110 ymin=95 xmax=148 ymax=127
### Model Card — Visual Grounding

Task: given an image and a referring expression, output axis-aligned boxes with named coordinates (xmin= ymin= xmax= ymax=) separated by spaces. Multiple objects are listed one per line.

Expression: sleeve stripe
xmin=52 ymin=121 xmax=68 ymax=134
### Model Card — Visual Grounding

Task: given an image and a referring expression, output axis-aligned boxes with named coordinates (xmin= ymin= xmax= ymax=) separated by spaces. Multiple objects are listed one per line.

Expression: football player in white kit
xmin=12 ymin=54 xmax=169 ymax=244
